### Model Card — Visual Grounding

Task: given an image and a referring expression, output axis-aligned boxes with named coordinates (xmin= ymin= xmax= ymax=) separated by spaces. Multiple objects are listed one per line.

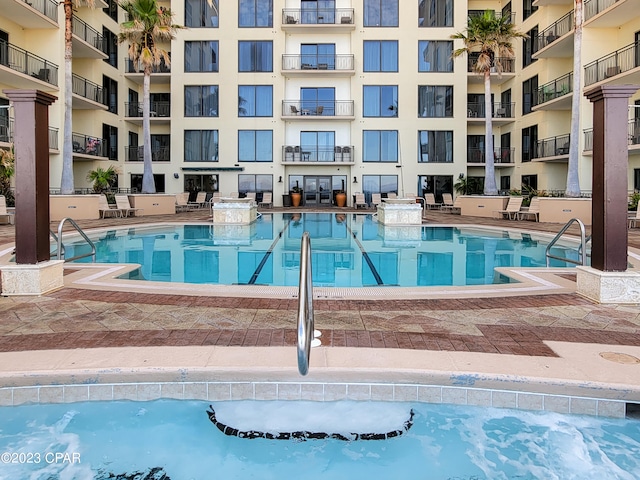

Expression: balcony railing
xmin=72 ymin=74 xmax=106 ymax=105
xmin=467 ymin=147 xmax=515 ymax=164
xmin=585 ymin=0 xmax=618 ymax=21
xmin=283 ymin=145 xmax=353 ymax=163
xmin=49 ymin=127 xmax=58 ymax=150
xmin=125 ymin=145 xmax=170 ymax=162
xmin=282 ymin=54 xmax=354 ymax=72
xmin=0 ymin=40 xmax=58 ymax=86
xmin=536 ymin=11 xmax=573 ymax=51
xmin=282 ymin=8 xmax=354 ymax=25
xmin=467 ymin=102 xmax=515 ymax=119
xmin=584 ymin=41 xmax=639 ymax=86
xmin=124 ymin=57 xmax=171 ymax=74
xmin=125 ymin=101 xmax=171 ymax=117
xmin=72 ymin=133 xmax=106 ymax=157
xmin=0 ymin=117 xmax=58 ymax=150
xmin=537 ymin=72 xmax=573 ymax=104
xmin=282 ymin=100 xmax=354 ymax=117
xmin=23 ymin=0 xmax=58 ymax=22
xmin=536 ymin=134 xmax=570 ymax=159
xmin=467 ymin=54 xmax=515 ymax=73
xmin=72 ymin=16 xmax=106 ymax=53
xmin=584 ymin=118 xmax=640 ymax=151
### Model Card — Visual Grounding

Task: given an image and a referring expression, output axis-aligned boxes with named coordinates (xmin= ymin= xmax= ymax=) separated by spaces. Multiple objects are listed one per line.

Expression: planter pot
xmin=335 ymin=192 xmax=347 ymax=207
xmin=291 ymin=192 xmax=302 ymax=207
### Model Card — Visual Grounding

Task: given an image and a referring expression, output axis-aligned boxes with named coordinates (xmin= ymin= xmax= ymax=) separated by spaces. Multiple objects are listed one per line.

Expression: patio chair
xmin=354 ymin=193 xmax=368 ymax=209
xmin=0 ymin=195 xmax=13 ymax=224
xmin=258 ymin=192 xmax=273 ymax=208
xmin=371 ymin=193 xmax=382 ymax=208
xmin=246 ymin=192 xmax=256 ymax=201
xmin=115 ymin=194 xmax=143 ymax=217
xmin=175 ymin=192 xmax=192 ymax=212
xmin=424 ymin=193 xmax=442 ymax=210
xmin=493 ymin=196 xmax=524 ymax=220
xmin=628 ymin=208 xmax=640 ymax=228
xmin=210 ymin=192 xmax=222 ymax=205
xmin=387 ymin=192 xmax=397 ymax=199
xmin=441 ymin=195 xmax=462 ymax=214
xmin=98 ymin=194 xmax=121 ymax=219
xmin=188 ymin=191 xmax=207 ymax=209
xmin=518 ymin=197 xmax=541 ymax=222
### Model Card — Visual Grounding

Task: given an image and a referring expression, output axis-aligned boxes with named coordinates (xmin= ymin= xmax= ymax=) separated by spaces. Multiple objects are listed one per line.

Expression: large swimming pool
xmin=65 ymin=213 xmax=583 ymax=288
xmin=0 ymin=399 xmax=638 ymax=479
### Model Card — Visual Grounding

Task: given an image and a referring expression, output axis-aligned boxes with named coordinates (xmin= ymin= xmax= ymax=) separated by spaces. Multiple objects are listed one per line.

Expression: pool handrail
xmin=297 ymin=231 xmax=314 ymax=376
xmin=52 ymin=217 xmax=96 ymax=263
xmin=545 ymin=217 xmax=589 ymax=267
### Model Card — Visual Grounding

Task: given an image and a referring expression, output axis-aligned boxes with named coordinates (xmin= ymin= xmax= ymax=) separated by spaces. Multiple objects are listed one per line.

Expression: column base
xmin=576 ymin=266 xmax=640 ymax=304
xmin=1 ymin=260 xmax=65 ymax=296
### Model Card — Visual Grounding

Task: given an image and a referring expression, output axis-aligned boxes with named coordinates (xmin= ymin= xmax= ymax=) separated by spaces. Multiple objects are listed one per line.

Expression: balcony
xmin=72 ymin=74 xmax=107 ymax=110
xmin=282 ymin=145 xmax=354 ymax=164
xmin=282 ymin=100 xmax=355 ymax=120
xmin=467 ymin=55 xmax=515 ymax=85
xmin=72 ymin=133 xmax=107 ymax=160
xmin=124 ymin=101 xmax=171 ymax=124
xmin=533 ymin=0 xmax=572 ymax=6
xmin=125 ymin=146 xmax=170 ymax=162
xmin=466 ymin=102 xmax=515 ymax=125
xmin=6 ymin=0 xmax=58 ymax=28
xmin=0 ymin=117 xmax=58 ymax=152
xmin=467 ymin=147 xmax=516 ymax=167
xmin=533 ymin=72 xmax=573 ymax=110
xmin=0 ymin=41 xmax=58 ymax=90
xmin=585 ymin=0 xmax=636 ymax=28
xmin=533 ymin=11 xmax=574 ymax=59
xmin=124 ymin=57 xmax=171 ymax=84
xmin=281 ymin=8 xmax=355 ymax=32
xmin=583 ymin=119 xmax=640 ymax=156
xmin=49 ymin=126 xmax=58 ymax=151
xmin=72 ymin=16 xmax=107 ymax=59
xmin=281 ymin=54 xmax=354 ymax=76
xmin=533 ymin=134 xmax=570 ymax=162
xmin=584 ymin=41 xmax=640 ymax=87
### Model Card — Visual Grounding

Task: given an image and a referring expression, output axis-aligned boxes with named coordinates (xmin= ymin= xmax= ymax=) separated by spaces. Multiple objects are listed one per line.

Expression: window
xmin=363 ymin=0 xmax=398 ymax=27
xmin=185 ymin=0 xmax=219 ymax=27
xmin=185 ymin=86 xmax=218 ymax=117
xmin=419 ymin=131 xmax=453 ymax=162
xmin=301 ymin=44 xmax=336 ymax=69
xmin=500 ymin=175 xmax=511 ymax=192
xmin=238 ymin=130 xmax=272 ymax=162
xmin=185 ymin=130 xmax=218 ymax=162
xmin=419 ymin=0 xmax=454 ymax=27
xmin=102 ymin=27 xmax=117 ymax=68
xmin=185 ymin=41 xmax=218 ymax=72
xmin=239 ymin=0 xmax=273 ymax=27
xmin=523 ymin=0 xmax=538 ymax=21
xmin=418 ymin=41 xmax=453 ymax=72
xmin=522 ymin=76 xmax=538 ymax=115
xmin=238 ymin=41 xmax=273 ymax=72
xmin=521 ymin=174 xmax=538 ymax=191
xmin=103 ymin=0 xmax=118 ymax=21
xmin=300 ymin=131 xmax=335 ymax=162
xmin=102 ymin=124 xmax=118 ymax=161
xmin=499 ymin=132 xmax=512 ymax=163
xmin=301 ymin=1 xmax=336 ymax=24
xmin=363 ymin=86 xmax=398 ymax=117
xmin=522 ymin=125 xmax=538 ymax=162
xmin=301 ymin=87 xmax=334 ymax=116
xmin=363 ymin=131 xmax=398 ymax=162
xmin=502 ymin=2 xmax=512 ymax=19
xmin=184 ymin=175 xmax=218 ymax=195
xmin=131 ymin=174 xmax=165 ymax=193
xmin=418 ymin=86 xmax=453 ymax=117
xmin=239 ymin=174 xmax=273 ymax=195
xmin=362 ymin=175 xmax=399 ymax=198
xmin=363 ymin=41 xmax=398 ymax=72
xmin=238 ymin=86 xmax=272 ymax=117
xmin=523 ymin=27 xmax=538 ymax=68
xmin=103 ymin=75 xmax=117 ymax=114
xmin=467 ymin=134 xmax=492 ymax=163
xmin=150 ymin=134 xmax=170 ymax=161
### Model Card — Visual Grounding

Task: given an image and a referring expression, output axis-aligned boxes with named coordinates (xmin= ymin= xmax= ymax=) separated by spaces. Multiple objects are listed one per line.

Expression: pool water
xmin=0 ymin=399 xmax=638 ymax=480
xmin=66 ymin=213 xmax=584 ymax=287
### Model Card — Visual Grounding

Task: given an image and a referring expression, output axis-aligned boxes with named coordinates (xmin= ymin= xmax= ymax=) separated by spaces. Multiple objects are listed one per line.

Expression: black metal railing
xmin=585 ymin=0 xmax=618 ymax=22
xmin=282 ymin=8 xmax=354 ymax=25
xmin=72 ymin=74 xmax=106 ymax=105
xmin=584 ymin=118 xmax=640 ymax=150
xmin=467 ymin=54 xmax=515 ymax=73
xmin=282 ymin=145 xmax=353 ymax=163
xmin=467 ymin=147 xmax=515 ymax=164
xmin=124 ymin=57 xmax=171 ymax=74
xmin=536 ymin=134 xmax=571 ymax=158
xmin=22 ymin=0 xmax=58 ymax=22
xmin=72 ymin=133 xmax=107 ymax=157
xmin=584 ymin=41 xmax=640 ymax=86
xmin=0 ymin=117 xmax=11 ymax=143
xmin=467 ymin=102 xmax=515 ymax=119
xmin=0 ymin=40 xmax=58 ymax=86
xmin=282 ymin=100 xmax=354 ymax=117
xmin=537 ymin=72 xmax=573 ymax=105
xmin=125 ymin=101 xmax=171 ymax=117
xmin=536 ymin=11 xmax=573 ymax=51
xmin=125 ymin=145 xmax=170 ymax=162
xmin=72 ymin=16 xmax=106 ymax=53
xmin=282 ymin=54 xmax=354 ymax=71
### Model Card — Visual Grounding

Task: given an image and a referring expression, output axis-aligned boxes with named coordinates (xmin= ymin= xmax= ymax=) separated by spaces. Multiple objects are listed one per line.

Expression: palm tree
xmin=565 ymin=0 xmax=583 ymax=197
xmin=451 ymin=11 xmax=525 ymax=196
xmin=87 ymin=165 xmax=118 ymax=193
xmin=118 ymin=0 xmax=183 ymax=193
xmin=61 ymin=0 xmax=96 ymax=195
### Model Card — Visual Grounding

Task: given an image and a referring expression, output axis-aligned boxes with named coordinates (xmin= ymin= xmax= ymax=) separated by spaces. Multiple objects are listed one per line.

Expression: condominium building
xmin=1 ymin=0 xmax=639 ymax=207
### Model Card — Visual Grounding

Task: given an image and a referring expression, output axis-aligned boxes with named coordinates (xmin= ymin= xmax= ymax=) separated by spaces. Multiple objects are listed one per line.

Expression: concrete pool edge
xmin=0 ymin=343 xmax=638 ymax=418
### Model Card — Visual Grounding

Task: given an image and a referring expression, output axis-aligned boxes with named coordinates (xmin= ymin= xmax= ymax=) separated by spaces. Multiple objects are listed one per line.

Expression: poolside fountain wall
xmin=212 ymin=198 xmax=258 ymax=225
xmin=376 ymin=198 xmax=423 ymax=226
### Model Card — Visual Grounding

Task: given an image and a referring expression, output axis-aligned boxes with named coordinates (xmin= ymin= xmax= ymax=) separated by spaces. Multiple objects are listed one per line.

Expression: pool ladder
xmin=545 ymin=218 xmax=590 ymax=267
xmin=49 ymin=217 xmax=96 ymax=262
xmin=297 ymin=231 xmax=321 ymax=375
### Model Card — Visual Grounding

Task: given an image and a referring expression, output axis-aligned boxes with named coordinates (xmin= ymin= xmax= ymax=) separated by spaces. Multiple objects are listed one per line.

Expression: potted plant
xmin=290 ymin=185 xmax=302 ymax=207
xmin=335 ymin=179 xmax=347 ymax=207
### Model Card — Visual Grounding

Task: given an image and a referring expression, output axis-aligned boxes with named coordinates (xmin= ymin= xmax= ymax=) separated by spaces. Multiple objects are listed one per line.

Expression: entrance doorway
xmin=303 ymin=176 xmax=332 ymax=205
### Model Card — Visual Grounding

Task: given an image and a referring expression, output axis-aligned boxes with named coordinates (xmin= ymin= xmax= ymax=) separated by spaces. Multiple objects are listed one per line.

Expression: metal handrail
xmin=297 ymin=231 xmax=314 ymax=376
xmin=53 ymin=217 xmax=96 ymax=263
xmin=545 ymin=218 xmax=589 ymax=267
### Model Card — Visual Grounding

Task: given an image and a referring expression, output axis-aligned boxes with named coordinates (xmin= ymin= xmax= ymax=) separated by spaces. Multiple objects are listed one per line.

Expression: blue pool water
xmin=66 ymin=213 xmax=583 ymax=287
xmin=0 ymin=399 xmax=638 ymax=480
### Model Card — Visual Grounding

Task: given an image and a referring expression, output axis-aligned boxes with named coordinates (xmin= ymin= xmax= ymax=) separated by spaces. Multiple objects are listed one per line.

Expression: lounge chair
xmin=424 ymin=193 xmax=442 ymax=210
xmin=258 ymin=192 xmax=273 ymax=208
xmin=175 ymin=192 xmax=192 ymax=212
xmin=629 ymin=208 xmax=640 ymax=228
xmin=0 ymin=195 xmax=13 ymax=224
xmin=493 ymin=196 xmax=524 ymax=220
xmin=98 ymin=194 xmax=121 ymax=219
xmin=115 ymin=194 xmax=143 ymax=217
xmin=354 ymin=193 xmax=368 ymax=209
xmin=188 ymin=191 xmax=207 ymax=209
xmin=246 ymin=192 xmax=256 ymax=201
xmin=387 ymin=192 xmax=397 ymax=199
xmin=518 ymin=197 xmax=540 ymax=221
xmin=441 ymin=195 xmax=462 ymax=214
xmin=371 ymin=193 xmax=382 ymax=209
xmin=440 ymin=193 xmax=454 ymax=210
xmin=210 ymin=192 xmax=222 ymax=205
